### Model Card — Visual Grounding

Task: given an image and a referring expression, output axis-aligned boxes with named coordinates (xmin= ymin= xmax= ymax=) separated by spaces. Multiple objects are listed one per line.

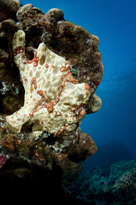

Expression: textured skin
xmin=6 ymin=30 xmax=91 ymax=135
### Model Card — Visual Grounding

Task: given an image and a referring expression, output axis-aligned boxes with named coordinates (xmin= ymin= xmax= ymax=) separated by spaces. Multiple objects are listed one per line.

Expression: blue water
xmin=21 ymin=0 xmax=136 ymax=174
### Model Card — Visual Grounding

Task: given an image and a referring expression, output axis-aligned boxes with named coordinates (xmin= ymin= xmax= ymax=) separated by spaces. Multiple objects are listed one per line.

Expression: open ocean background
xmin=21 ymin=0 xmax=136 ymax=175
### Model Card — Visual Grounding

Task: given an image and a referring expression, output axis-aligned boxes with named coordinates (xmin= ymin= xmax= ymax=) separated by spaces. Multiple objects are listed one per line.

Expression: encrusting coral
xmin=6 ymin=30 xmax=91 ymax=135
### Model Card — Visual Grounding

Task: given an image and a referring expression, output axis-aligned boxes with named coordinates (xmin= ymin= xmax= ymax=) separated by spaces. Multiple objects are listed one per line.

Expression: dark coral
xmin=0 ymin=115 xmax=97 ymax=203
xmin=0 ymin=18 xmax=24 ymax=114
xmin=0 ymin=116 xmax=97 ymax=184
xmin=0 ymin=0 xmax=21 ymax=22
xmin=17 ymin=7 xmax=103 ymax=98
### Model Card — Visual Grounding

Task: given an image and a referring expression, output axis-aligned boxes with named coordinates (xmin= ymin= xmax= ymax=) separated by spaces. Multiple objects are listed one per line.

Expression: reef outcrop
xmin=0 ymin=0 xmax=103 ymax=203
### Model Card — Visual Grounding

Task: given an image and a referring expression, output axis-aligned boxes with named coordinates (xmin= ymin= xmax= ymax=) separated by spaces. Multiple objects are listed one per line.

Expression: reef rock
xmin=17 ymin=6 xmax=103 ymax=97
xmin=85 ymin=93 xmax=102 ymax=114
xmin=0 ymin=17 xmax=24 ymax=114
xmin=0 ymin=1 xmax=103 ymax=203
xmin=0 ymin=0 xmax=21 ymax=22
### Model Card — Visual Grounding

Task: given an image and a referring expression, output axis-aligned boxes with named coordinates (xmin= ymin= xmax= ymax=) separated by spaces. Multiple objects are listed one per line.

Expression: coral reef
xmin=67 ymin=160 xmax=136 ymax=204
xmin=113 ymin=170 xmax=136 ymax=191
xmin=0 ymin=0 xmax=103 ymax=203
